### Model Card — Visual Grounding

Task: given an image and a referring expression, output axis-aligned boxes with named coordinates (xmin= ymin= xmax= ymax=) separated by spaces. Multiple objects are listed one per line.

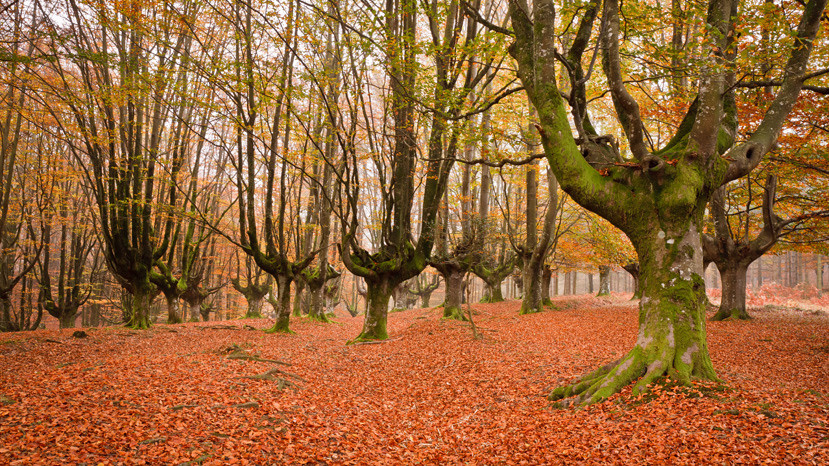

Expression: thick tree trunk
xmin=597 ymin=266 xmax=611 ymax=296
xmin=189 ymin=302 xmax=202 ymax=322
xmin=166 ymin=296 xmax=182 ymax=324
xmin=1 ymin=295 xmax=13 ymax=331
xmin=442 ymin=269 xmax=467 ymax=320
xmin=353 ymin=278 xmax=395 ymax=342
xmin=520 ymin=255 xmax=544 ymax=314
xmin=58 ymin=311 xmax=77 ymax=329
xmin=266 ymin=275 xmax=293 ymax=333
xmin=623 ymin=263 xmax=642 ymax=299
xmin=245 ymin=295 xmax=264 ymax=319
xmin=127 ymin=286 xmax=151 ymax=330
xmin=711 ymin=262 xmax=751 ymax=320
xmin=550 ymin=226 xmax=718 ymax=406
xmin=481 ymin=281 xmax=504 ymax=302
xmin=292 ymin=281 xmax=305 ymax=317
xmin=308 ymin=283 xmax=330 ymax=322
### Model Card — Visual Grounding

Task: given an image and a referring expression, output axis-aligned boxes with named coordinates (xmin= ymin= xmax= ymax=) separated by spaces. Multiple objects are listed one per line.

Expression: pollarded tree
xmin=339 ymin=0 xmax=510 ymax=341
xmin=507 ymin=0 xmax=827 ymax=405
xmin=43 ymin=0 xmax=199 ymax=329
xmin=37 ymin=168 xmax=101 ymax=329
xmin=703 ymin=174 xmax=829 ymax=320
xmin=0 ymin=0 xmax=46 ymax=331
xmin=231 ymin=254 xmax=271 ymax=320
xmin=227 ymin=0 xmax=317 ymax=333
xmin=408 ymin=272 xmax=441 ymax=308
xmin=472 ymin=101 xmax=517 ymax=303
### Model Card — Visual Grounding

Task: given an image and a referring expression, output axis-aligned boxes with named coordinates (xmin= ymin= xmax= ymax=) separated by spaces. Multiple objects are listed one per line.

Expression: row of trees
xmin=1 ymin=0 xmax=827 ymax=403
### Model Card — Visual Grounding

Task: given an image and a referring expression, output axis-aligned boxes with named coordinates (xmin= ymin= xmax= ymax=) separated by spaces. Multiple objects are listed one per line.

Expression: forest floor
xmin=1 ymin=294 xmax=827 ymax=465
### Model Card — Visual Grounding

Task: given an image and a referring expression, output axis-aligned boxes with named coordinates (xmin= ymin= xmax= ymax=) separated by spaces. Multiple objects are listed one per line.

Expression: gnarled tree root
xmin=710 ymin=307 xmax=751 ymax=321
xmin=549 ymin=347 xmax=718 ymax=407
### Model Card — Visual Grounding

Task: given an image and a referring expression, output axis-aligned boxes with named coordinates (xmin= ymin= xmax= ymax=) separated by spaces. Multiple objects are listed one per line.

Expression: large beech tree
xmin=703 ymin=175 xmax=829 ymax=320
xmin=507 ymin=0 xmax=827 ymax=405
xmin=340 ymin=0 xmax=506 ymax=340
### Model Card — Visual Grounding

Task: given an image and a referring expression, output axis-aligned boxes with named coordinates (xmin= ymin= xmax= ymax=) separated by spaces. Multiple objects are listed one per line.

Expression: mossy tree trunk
xmin=474 ymin=258 xmax=514 ymax=303
xmin=439 ymin=266 xmax=467 ymax=320
xmin=518 ymin=161 xmax=558 ymax=315
xmin=508 ymin=0 xmax=825 ymax=405
xmin=292 ymin=281 xmax=305 ymax=317
xmin=409 ymin=274 xmax=440 ymax=308
xmin=126 ymin=285 xmax=152 ymax=330
xmin=342 ymin=0 xmax=495 ymax=340
xmin=58 ymin=312 xmax=76 ymax=329
xmin=166 ymin=295 xmax=182 ymax=324
xmin=354 ymin=277 xmax=396 ymax=341
xmin=266 ymin=274 xmax=294 ymax=334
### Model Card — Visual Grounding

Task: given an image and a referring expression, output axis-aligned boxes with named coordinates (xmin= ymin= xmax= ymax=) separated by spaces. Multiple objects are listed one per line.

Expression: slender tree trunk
xmin=757 ymin=257 xmax=764 ymax=287
xmin=541 ymin=266 xmax=553 ymax=305
xmin=712 ymin=262 xmax=751 ymax=320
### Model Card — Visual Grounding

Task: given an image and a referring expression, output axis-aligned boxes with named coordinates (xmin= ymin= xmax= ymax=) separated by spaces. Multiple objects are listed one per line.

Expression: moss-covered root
xmin=710 ymin=307 xmax=751 ymax=321
xmin=308 ymin=312 xmax=331 ymax=323
xmin=264 ymin=321 xmax=294 ymax=334
xmin=126 ymin=319 xmax=151 ymax=330
xmin=518 ymin=303 xmax=543 ymax=315
xmin=548 ymin=346 xmax=719 ymax=406
xmin=442 ymin=305 xmax=468 ymax=321
xmin=348 ymin=328 xmax=388 ymax=344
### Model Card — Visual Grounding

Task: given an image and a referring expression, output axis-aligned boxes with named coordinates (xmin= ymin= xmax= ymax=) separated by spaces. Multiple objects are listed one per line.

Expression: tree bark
xmin=127 ymin=285 xmax=152 ymax=330
xmin=597 ymin=266 xmax=611 ymax=296
xmin=712 ymin=261 xmax=751 ymax=320
xmin=266 ymin=274 xmax=294 ymax=334
xmin=166 ymin=295 xmax=182 ymax=324
xmin=353 ymin=277 xmax=395 ymax=342
xmin=442 ymin=268 xmax=467 ymax=320
xmin=541 ymin=265 xmax=553 ymax=305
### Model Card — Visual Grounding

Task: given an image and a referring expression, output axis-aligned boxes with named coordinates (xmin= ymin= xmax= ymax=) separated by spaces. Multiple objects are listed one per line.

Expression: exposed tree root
xmin=348 ymin=336 xmax=403 ymax=346
xmin=223 ymin=344 xmax=292 ymax=365
xmin=241 ymin=367 xmax=305 ymax=390
xmin=442 ymin=306 xmax=469 ymax=321
xmin=264 ymin=322 xmax=294 ymax=334
xmin=226 ymin=351 xmax=291 ymax=366
xmin=549 ymin=346 xmax=718 ymax=407
xmin=710 ymin=307 xmax=751 ymax=321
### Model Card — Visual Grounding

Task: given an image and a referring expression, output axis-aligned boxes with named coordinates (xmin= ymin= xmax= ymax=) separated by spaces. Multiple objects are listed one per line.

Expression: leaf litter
xmin=0 ymin=293 xmax=826 ymax=464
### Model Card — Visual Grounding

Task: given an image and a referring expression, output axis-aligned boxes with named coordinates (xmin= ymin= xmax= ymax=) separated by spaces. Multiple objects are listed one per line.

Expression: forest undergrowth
xmin=1 ymin=293 xmax=827 ymax=464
